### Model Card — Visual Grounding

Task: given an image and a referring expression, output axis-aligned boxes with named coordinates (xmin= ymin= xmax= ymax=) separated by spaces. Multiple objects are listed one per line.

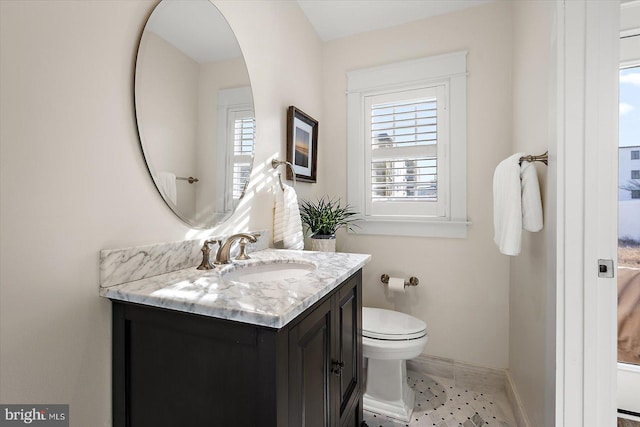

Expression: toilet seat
xmin=363 ymin=307 xmax=427 ymax=341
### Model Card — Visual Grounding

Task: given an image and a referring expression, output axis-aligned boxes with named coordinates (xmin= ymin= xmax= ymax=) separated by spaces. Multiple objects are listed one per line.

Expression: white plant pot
xmin=311 ymin=235 xmax=336 ymax=252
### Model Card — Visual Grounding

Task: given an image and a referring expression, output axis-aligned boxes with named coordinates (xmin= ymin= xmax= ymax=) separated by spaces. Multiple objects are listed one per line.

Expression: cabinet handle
xmin=331 ymin=360 xmax=344 ymax=376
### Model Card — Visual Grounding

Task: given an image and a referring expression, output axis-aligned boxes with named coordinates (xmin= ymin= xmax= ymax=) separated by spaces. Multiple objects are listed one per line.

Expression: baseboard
xmin=505 ymin=369 xmax=532 ymax=427
xmin=406 ymin=354 xmax=506 ymax=394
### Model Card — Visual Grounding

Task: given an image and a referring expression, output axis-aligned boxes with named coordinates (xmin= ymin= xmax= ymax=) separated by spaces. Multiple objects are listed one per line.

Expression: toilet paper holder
xmin=380 ymin=274 xmax=419 ymax=287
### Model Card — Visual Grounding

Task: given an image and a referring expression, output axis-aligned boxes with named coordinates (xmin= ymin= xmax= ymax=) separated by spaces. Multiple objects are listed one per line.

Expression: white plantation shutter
xmin=364 ymin=86 xmax=446 ymax=217
xmin=231 ymin=112 xmax=255 ymax=200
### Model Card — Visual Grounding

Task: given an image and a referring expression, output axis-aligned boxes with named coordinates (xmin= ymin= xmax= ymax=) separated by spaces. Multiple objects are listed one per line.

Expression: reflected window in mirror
xmin=215 ymin=86 xmax=255 ymax=215
xmin=232 ymin=114 xmax=255 ymax=203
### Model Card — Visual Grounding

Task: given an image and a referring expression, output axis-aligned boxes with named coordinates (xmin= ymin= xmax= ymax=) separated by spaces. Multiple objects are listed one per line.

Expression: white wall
xmin=322 ymin=1 xmax=513 ymax=369
xmin=0 ymin=1 xmax=322 ymax=426
xmin=509 ymin=2 xmax=554 ymax=426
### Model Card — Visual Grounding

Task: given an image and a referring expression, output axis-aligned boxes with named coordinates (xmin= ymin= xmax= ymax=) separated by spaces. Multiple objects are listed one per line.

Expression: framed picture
xmin=287 ymin=106 xmax=318 ymax=183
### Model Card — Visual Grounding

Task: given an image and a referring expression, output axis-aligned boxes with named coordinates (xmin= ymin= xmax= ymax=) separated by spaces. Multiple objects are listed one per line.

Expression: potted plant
xmin=299 ymin=196 xmax=359 ymax=252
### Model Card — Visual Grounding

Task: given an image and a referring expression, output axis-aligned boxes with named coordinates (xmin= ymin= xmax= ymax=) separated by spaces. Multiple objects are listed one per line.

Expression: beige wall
xmin=322 ymin=1 xmax=513 ymax=369
xmin=0 ymin=1 xmax=322 ymax=426
xmin=509 ymin=1 xmax=554 ymax=426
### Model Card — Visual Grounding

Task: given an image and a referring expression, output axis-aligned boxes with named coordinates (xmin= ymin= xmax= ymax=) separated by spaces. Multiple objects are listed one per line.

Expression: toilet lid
xmin=362 ymin=307 xmax=427 ymax=340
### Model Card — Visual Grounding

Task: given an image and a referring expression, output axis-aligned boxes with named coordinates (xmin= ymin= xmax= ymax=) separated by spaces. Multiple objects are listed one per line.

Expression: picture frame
xmin=286 ymin=106 xmax=318 ymax=183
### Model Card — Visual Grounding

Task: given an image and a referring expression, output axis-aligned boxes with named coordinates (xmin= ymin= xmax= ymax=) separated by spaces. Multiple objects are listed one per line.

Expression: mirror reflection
xmin=135 ymin=0 xmax=255 ymax=229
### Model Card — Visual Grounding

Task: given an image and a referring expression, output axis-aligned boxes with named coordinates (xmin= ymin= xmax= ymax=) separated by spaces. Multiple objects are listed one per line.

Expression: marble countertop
xmin=100 ymin=249 xmax=371 ymax=329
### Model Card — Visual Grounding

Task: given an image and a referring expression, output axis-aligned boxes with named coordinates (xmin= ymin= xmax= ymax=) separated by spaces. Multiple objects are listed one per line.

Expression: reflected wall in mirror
xmin=135 ymin=0 xmax=255 ymax=229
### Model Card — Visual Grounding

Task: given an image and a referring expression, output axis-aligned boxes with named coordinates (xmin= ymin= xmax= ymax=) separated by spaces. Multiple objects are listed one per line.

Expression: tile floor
xmin=363 ymin=370 xmax=516 ymax=427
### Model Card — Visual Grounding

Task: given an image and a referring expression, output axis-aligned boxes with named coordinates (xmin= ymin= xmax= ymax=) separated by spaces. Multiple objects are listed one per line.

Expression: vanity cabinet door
xmin=288 ymin=298 xmax=333 ymax=427
xmin=334 ymin=275 xmax=363 ymax=427
xmin=288 ymin=271 xmax=363 ymax=427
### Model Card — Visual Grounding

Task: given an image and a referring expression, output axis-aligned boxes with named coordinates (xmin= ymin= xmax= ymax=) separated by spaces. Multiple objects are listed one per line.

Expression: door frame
xmin=617 ymin=1 xmax=640 ymax=418
xmin=554 ymin=1 xmax=619 ymax=426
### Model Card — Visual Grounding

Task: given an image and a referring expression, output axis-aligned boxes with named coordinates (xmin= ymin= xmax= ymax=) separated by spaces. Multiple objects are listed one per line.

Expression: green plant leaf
xmin=299 ymin=196 xmax=360 ymax=237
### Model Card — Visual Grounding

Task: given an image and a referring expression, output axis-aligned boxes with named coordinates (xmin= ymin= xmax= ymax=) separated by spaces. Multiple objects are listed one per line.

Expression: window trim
xmin=347 ymin=51 xmax=468 ymax=238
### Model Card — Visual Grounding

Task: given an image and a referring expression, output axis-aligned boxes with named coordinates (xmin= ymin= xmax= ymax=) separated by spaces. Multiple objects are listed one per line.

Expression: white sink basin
xmin=223 ymin=261 xmax=316 ymax=283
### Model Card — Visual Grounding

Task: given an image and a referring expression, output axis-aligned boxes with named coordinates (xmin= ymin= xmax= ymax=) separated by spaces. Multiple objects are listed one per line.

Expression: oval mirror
xmin=135 ymin=0 xmax=255 ymax=229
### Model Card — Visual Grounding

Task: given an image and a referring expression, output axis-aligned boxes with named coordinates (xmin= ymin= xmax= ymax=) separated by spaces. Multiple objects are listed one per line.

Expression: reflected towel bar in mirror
xmin=176 ymin=176 xmax=199 ymax=184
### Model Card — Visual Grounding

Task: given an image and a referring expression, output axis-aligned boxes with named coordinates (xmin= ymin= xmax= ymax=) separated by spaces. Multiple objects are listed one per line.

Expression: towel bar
xmin=271 ymin=159 xmax=296 ymax=190
xmin=519 ymin=151 xmax=548 ymax=165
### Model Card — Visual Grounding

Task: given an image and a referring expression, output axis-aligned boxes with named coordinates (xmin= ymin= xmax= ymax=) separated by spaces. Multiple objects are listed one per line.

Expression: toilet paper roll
xmin=388 ymin=277 xmax=405 ymax=293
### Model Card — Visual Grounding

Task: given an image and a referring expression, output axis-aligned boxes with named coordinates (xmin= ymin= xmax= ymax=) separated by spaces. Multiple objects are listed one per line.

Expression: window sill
xmin=350 ymin=218 xmax=470 ymax=238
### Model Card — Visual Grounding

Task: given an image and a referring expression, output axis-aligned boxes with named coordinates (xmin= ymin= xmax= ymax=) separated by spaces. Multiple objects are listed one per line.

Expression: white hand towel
xmin=493 ymin=154 xmax=544 ymax=256
xmin=274 ymin=184 xmax=304 ymax=250
xmin=493 ymin=153 xmax=523 ymax=256
xmin=274 ymin=186 xmax=285 ymax=243
xmin=520 ymin=161 xmax=543 ymax=232
xmin=156 ymin=171 xmax=177 ymax=205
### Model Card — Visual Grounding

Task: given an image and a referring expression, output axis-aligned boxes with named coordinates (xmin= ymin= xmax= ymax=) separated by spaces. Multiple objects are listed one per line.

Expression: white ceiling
xmin=297 ymin=0 xmax=495 ymax=41
xmin=146 ymin=0 xmax=494 ymax=63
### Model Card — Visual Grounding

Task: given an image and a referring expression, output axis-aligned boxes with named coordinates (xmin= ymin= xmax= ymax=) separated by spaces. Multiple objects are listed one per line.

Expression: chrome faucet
xmin=214 ymin=233 xmax=259 ymax=265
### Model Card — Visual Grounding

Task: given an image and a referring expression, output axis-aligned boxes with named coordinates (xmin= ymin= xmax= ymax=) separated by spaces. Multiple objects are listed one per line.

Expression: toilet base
xmin=363 ymin=358 xmax=415 ymax=422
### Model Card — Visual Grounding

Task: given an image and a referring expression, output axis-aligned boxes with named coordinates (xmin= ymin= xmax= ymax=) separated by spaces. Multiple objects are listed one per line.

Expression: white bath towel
xmin=493 ymin=154 xmax=543 ymax=256
xmin=274 ymin=183 xmax=304 ymax=250
xmin=156 ymin=171 xmax=177 ymax=205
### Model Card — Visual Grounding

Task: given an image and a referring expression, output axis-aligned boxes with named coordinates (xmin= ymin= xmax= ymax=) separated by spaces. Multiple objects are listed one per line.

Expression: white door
xmin=618 ymin=11 xmax=640 ymax=419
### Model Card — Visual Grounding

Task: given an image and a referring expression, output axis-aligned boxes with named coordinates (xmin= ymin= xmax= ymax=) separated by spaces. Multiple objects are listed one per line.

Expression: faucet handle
xmin=235 ymin=239 xmax=251 ymax=260
xmin=196 ymin=240 xmax=216 ymax=270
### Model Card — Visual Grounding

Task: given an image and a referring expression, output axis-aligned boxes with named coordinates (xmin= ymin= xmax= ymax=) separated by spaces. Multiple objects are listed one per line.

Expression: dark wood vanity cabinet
xmin=112 ymin=270 xmax=363 ymax=427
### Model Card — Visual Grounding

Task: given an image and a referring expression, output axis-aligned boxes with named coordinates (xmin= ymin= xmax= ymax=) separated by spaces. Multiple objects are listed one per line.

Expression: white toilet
xmin=362 ymin=307 xmax=428 ymax=422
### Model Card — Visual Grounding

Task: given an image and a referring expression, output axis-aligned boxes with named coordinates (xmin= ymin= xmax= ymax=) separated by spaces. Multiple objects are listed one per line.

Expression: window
xmin=365 ymin=86 xmax=445 ymax=218
xmin=632 ymin=150 xmax=640 ymax=160
xmin=632 ymin=190 xmax=640 ymax=199
xmin=632 ymin=170 xmax=640 ymax=180
xmin=347 ymin=52 xmax=468 ymax=238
